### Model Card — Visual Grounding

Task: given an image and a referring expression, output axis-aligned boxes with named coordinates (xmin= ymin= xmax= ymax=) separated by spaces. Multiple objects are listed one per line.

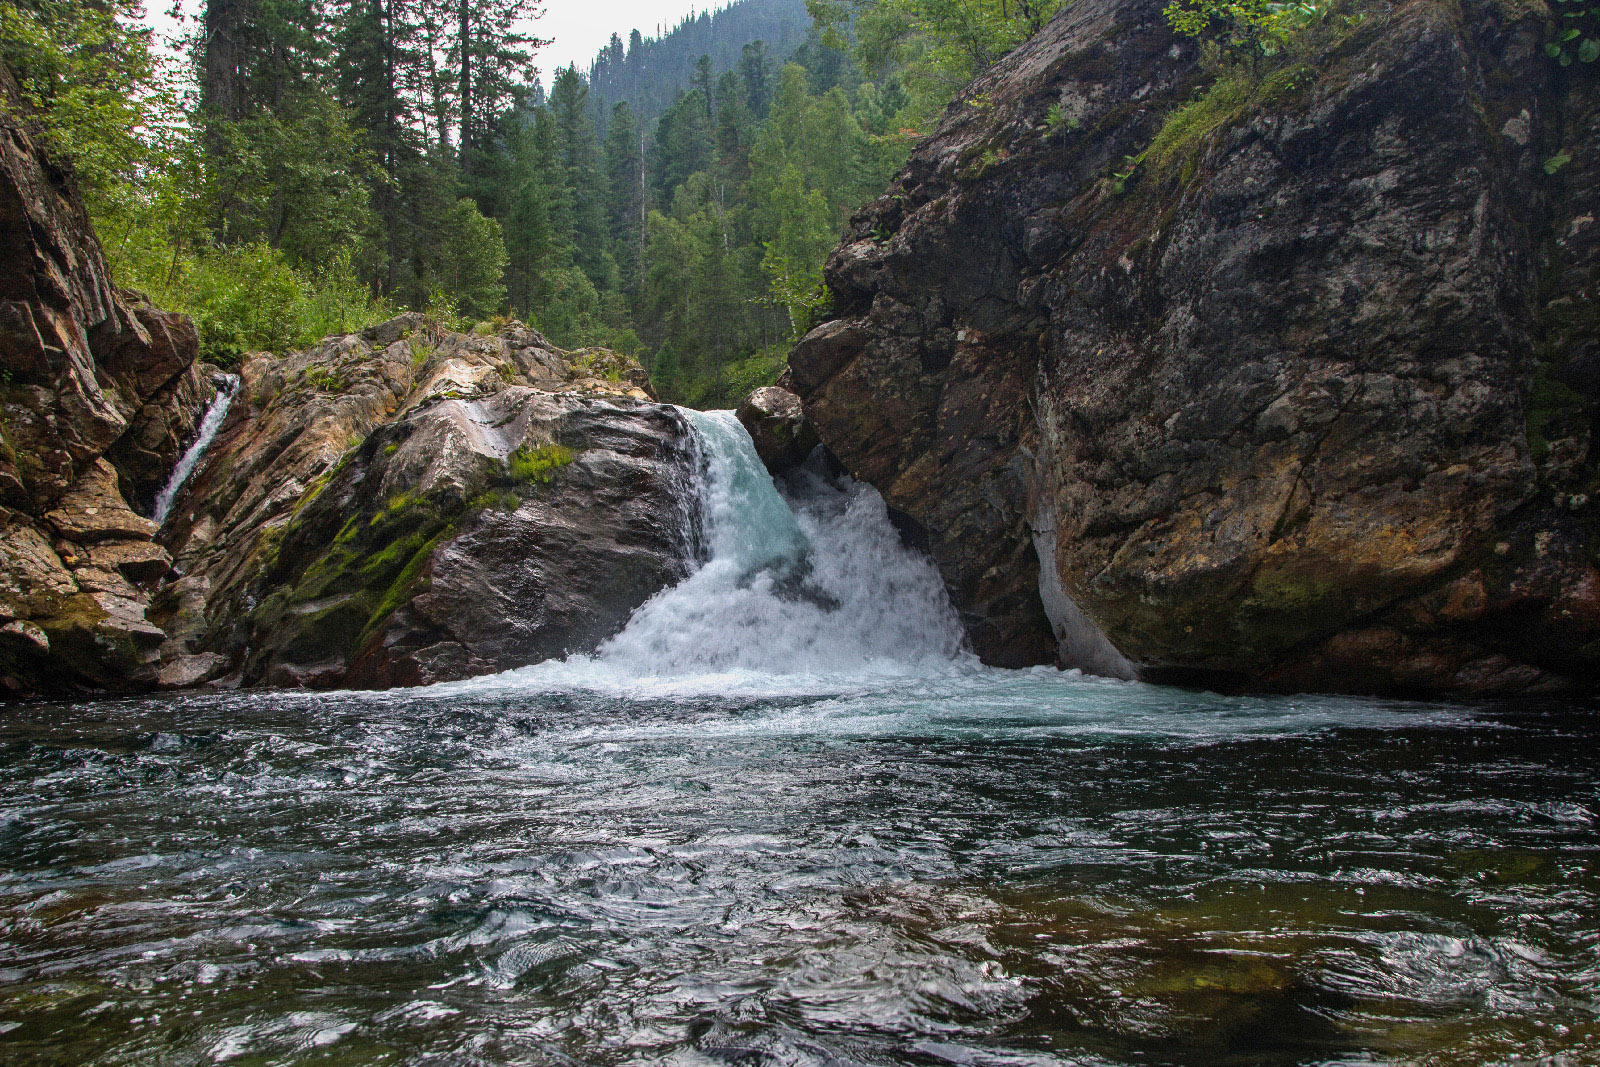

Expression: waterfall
xmin=152 ymin=374 xmax=239 ymax=525
xmin=471 ymin=409 xmax=973 ymax=693
xmin=596 ymin=409 xmax=970 ymax=674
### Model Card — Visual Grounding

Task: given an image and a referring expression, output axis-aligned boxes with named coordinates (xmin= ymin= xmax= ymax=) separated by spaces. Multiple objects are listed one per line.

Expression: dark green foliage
xmin=550 ymin=67 xmax=615 ymax=291
xmin=603 ymin=102 xmax=645 ymax=284
xmin=1141 ymin=0 xmax=1370 ymax=201
xmin=1546 ymin=0 xmax=1599 ymax=66
xmin=435 ymin=198 xmax=508 ymax=318
xmin=17 ymin=0 xmax=1059 ymax=403
xmin=0 ymin=0 xmax=163 ymax=197
xmin=808 ymin=0 xmax=1068 ymax=129
xmin=586 ymin=0 xmax=811 ymax=130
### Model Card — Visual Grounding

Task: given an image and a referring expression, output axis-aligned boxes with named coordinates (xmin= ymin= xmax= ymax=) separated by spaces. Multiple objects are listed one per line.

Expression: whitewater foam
xmin=153 ymin=373 xmax=240 ymax=525
xmin=447 ymin=409 xmax=973 ymax=698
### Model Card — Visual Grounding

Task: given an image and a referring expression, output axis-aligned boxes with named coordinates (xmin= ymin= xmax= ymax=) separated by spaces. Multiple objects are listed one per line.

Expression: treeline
xmin=552 ymin=25 xmax=911 ymax=404
xmin=0 ymin=0 xmax=1065 ymax=405
xmin=586 ymin=0 xmax=810 ymax=132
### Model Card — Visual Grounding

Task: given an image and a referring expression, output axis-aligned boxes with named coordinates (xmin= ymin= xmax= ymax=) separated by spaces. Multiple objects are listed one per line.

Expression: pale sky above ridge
xmin=538 ymin=0 xmax=731 ymax=78
xmin=143 ymin=1 xmax=732 ymax=87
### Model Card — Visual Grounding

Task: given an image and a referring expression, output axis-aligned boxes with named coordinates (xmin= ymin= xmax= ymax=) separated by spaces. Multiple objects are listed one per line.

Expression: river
xmin=1 ymin=412 xmax=1595 ymax=1065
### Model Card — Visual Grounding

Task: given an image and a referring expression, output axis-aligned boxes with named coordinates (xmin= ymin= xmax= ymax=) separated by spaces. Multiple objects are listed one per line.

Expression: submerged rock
xmin=159 ymin=316 xmax=699 ymax=690
xmin=735 ymin=386 xmax=819 ymax=475
xmin=791 ymin=0 xmax=1599 ymax=696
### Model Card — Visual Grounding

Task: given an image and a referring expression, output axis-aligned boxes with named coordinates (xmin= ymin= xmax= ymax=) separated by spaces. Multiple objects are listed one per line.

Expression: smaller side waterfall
xmin=152 ymin=374 xmax=239 ymax=525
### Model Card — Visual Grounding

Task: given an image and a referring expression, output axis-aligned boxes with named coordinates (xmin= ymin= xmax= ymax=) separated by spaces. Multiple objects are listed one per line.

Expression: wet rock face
xmin=736 ymin=387 xmax=819 ymax=475
xmin=160 ymin=316 xmax=699 ymax=690
xmin=109 ymin=365 xmax=221 ymax=512
xmin=792 ymin=0 xmax=1599 ymax=695
xmin=0 ymin=74 xmax=202 ymax=694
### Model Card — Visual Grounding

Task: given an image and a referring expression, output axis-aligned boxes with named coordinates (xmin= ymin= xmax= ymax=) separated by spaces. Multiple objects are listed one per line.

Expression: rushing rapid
xmin=457 ymin=408 xmax=971 ymax=699
xmin=1 ymin=412 xmax=1596 ymax=1066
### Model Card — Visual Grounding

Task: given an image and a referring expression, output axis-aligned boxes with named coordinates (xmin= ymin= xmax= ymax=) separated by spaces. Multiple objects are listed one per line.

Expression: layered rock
xmin=792 ymin=0 xmax=1598 ymax=695
xmin=158 ymin=316 xmax=700 ymax=689
xmin=0 ymin=74 xmax=203 ymax=693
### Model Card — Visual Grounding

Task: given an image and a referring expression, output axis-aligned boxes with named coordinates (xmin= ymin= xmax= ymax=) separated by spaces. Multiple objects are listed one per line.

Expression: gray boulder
xmin=735 ymin=386 xmax=819 ymax=475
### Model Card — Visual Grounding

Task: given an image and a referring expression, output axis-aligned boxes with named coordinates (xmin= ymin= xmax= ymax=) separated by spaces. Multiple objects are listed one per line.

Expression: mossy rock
xmin=507 ymin=443 xmax=576 ymax=484
xmin=249 ymin=492 xmax=461 ymax=668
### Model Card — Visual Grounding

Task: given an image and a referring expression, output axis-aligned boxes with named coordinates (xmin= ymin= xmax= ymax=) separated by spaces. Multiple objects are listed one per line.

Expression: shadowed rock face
xmin=158 ymin=317 xmax=700 ymax=690
xmin=791 ymin=0 xmax=1598 ymax=695
xmin=0 ymin=72 xmax=206 ymax=694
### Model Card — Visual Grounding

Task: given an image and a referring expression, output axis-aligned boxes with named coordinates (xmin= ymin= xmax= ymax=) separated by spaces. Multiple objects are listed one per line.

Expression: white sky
xmin=143 ymin=1 xmax=731 ymax=85
xmin=537 ymin=0 xmax=729 ymax=77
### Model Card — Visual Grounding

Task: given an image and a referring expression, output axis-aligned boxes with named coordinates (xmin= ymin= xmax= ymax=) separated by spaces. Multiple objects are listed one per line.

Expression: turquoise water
xmin=1 ymin=413 xmax=1595 ymax=1066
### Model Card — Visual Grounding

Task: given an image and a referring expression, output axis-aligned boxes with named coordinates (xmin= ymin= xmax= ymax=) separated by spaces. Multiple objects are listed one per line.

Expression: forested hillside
xmin=0 ymin=0 xmax=1065 ymax=406
xmin=585 ymin=0 xmax=810 ymax=133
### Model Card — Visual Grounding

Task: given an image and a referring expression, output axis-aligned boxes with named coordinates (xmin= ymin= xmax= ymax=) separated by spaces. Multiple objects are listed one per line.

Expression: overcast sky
xmin=537 ymin=0 xmax=726 ymax=77
xmin=144 ymin=1 xmax=730 ymax=84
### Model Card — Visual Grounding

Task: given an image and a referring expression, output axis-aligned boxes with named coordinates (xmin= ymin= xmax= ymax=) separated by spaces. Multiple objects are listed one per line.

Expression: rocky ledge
xmin=154 ymin=315 xmax=700 ymax=690
xmin=735 ymin=386 xmax=818 ymax=475
xmin=1 ymin=68 xmax=702 ymax=697
xmin=792 ymin=0 xmax=1598 ymax=695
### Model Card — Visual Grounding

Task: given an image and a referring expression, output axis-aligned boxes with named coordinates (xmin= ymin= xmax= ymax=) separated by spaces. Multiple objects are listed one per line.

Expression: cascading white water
xmin=597 ymin=409 xmax=970 ymax=673
xmin=152 ymin=374 xmax=240 ymax=525
xmin=467 ymin=408 xmax=974 ymax=695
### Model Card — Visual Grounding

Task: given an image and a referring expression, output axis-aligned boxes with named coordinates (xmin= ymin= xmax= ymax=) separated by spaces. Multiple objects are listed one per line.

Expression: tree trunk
xmin=458 ymin=0 xmax=472 ymax=173
xmin=201 ymin=0 xmax=243 ymax=122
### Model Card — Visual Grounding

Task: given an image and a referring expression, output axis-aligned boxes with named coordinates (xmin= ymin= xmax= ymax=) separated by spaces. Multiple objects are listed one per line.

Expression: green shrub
xmin=106 ymin=239 xmax=393 ymax=365
xmin=0 ymin=0 xmax=166 ymax=198
xmin=1547 ymin=0 xmax=1599 ymax=66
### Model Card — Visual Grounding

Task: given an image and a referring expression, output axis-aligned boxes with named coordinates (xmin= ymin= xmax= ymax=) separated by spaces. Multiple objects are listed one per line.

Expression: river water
xmin=2 ymin=413 xmax=1596 ymax=1066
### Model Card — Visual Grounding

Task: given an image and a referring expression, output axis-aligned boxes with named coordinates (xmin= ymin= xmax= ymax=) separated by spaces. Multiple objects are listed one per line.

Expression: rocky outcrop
xmin=0 ymin=73 xmax=204 ymax=694
xmin=157 ymin=316 xmax=700 ymax=689
xmin=792 ymin=0 xmax=1599 ymax=695
xmin=736 ymin=386 xmax=819 ymax=474
xmin=2 ymin=67 xmax=706 ymax=696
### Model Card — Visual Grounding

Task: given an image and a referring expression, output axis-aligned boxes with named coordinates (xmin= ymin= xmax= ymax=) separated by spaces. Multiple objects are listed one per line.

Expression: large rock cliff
xmin=792 ymin=0 xmax=1599 ymax=695
xmin=0 ymin=78 xmax=209 ymax=694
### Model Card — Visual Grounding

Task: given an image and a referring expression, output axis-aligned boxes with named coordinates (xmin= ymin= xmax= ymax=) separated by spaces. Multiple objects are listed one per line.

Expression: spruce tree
xmin=602 ymin=102 xmax=644 ymax=289
xmin=548 ymin=66 xmax=613 ymax=292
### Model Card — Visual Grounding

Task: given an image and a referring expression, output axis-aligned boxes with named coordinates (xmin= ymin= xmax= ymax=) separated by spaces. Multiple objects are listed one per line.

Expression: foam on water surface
xmin=5 ymin=405 xmax=1592 ymax=1067
xmin=437 ymin=410 xmax=1455 ymax=743
xmin=449 ymin=408 xmax=972 ymax=698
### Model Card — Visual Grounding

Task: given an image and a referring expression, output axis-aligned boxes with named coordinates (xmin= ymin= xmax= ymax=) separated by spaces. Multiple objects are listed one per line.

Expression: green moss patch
xmin=507 ymin=443 xmax=575 ymax=484
xmin=251 ymin=492 xmax=459 ymax=660
xmin=1142 ymin=71 xmax=1256 ymax=186
xmin=1525 ymin=363 xmax=1589 ymax=462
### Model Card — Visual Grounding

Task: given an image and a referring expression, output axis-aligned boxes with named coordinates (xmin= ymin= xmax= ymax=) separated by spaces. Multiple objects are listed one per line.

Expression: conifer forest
xmin=0 ymin=0 xmax=1064 ymax=406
